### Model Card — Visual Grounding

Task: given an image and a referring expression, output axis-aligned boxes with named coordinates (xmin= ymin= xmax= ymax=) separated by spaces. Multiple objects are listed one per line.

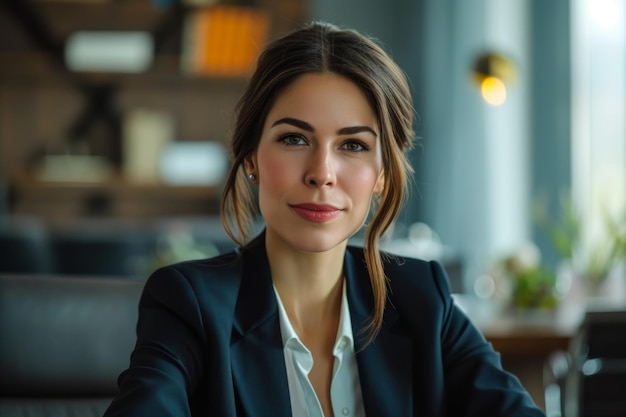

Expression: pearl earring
xmin=248 ymin=173 xmax=256 ymax=181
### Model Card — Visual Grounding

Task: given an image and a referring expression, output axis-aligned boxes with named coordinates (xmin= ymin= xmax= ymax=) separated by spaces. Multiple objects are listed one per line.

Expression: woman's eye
xmin=279 ymin=134 xmax=306 ymax=146
xmin=341 ymin=141 xmax=368 ymax=152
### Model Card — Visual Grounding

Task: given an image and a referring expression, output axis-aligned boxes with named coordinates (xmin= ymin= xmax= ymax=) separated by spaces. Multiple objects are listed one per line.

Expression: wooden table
xmin=455 ymin=294 xmax=626 ymax=410
xmin=454 ymin=295 xmax=584 ymax=410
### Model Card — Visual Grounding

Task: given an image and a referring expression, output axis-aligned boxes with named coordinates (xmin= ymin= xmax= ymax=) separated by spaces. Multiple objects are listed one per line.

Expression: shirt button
xmin=342 ymin=408 xmax=350 ymax=415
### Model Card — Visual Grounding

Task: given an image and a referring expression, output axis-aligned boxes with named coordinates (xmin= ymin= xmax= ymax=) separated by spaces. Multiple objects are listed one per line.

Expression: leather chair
xmin=544 ymin=309 xmax=626 ymax=417
xmin=50 ymin=219 xmax=156 ymax=277
xmin=0 ymin=216 xmax=53 ymax=273
xmin=0 ymin=274 xmax=145 ymax=417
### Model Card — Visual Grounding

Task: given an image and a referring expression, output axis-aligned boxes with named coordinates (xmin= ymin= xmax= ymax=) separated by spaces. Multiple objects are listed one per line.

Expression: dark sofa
xmin=0 ymin=274 xmax=145 ymax=417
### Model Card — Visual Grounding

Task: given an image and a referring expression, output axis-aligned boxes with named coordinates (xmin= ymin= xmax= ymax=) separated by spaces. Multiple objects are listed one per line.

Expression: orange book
xmin=182 ymin=5 xmax=270 ymax=77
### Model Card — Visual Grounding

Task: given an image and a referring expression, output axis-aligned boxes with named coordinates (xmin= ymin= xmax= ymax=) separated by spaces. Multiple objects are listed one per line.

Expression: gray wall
xmin=530 ymin=0 xmax=572 ymax=267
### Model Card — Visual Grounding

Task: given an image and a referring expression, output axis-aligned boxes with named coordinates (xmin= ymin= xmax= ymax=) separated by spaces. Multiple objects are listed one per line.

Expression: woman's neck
xmin=265 ymin=230 xmax=346 ymax=334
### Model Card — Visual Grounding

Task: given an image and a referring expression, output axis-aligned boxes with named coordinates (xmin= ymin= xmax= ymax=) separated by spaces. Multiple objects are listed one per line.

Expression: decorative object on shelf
xmin=158 ymin=141 xmax=228 ymax=185
xmin=34 ymin=154 xmax=114 ymax=184
xmin=181 ymin=5 xmax=271 ymax=77
xmin=65 ymin=31 xmax=154 ymax=73
xmin=123 ymin=108 xmax=175 ymax=184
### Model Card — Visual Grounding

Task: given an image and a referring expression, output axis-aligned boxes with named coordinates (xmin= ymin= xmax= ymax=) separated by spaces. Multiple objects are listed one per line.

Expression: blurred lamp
xmin=471 ymin=52 xmax=515 ymax=106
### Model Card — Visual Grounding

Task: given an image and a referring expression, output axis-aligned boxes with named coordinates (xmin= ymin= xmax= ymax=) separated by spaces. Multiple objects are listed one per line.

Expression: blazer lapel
xmin=345 ymin=248 xmax=415 ymax=416
xmin=230 ymin=236 xmax=292 ymax=417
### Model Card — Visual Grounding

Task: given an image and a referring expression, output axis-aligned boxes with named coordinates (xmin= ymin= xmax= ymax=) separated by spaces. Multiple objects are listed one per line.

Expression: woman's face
xmin=248 ymin=72 xmax=384 ymax=253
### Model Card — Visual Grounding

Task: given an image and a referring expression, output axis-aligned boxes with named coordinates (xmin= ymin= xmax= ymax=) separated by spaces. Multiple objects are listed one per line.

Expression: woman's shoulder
xmin=162 ymin=250 xmax=244 ymax=276
xmin=346 ymin=245 xmax=452 ymax=301
xmin=346 ymin=246 xmax=455 ymax=334
xmin=143 ymin=250 xmax=244 ymax=304
xmin=389 ymin=254 xmax=451 ymax=300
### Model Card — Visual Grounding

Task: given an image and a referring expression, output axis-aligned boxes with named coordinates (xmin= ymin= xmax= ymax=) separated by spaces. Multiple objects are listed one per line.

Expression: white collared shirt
xmin=273 ymin=283 xmax=365 ymax=417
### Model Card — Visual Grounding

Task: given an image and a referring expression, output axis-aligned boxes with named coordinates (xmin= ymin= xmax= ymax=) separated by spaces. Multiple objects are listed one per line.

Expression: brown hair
xmin=221 ymin=21 xmax=415 ymax=341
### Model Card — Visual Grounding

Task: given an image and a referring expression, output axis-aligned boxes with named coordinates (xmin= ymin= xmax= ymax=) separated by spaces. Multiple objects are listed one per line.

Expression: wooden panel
xmin=36 ymin=0 xmax=168 ymax=38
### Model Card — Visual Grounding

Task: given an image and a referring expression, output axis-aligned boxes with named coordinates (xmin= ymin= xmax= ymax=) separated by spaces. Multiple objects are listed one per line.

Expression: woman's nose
xmin=304 ymin=147 xmax=337 ymax=187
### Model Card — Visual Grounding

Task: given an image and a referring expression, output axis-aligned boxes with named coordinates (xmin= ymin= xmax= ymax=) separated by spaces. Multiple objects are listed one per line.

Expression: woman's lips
xmin=291 ymin=204 xmax=342 ymax=223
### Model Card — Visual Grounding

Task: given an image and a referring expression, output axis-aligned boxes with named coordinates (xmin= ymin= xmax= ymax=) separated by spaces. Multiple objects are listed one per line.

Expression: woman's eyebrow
xmin=271 ymin=117 xmax=314 ymax=132
xmin=271 ymin=117 xmax=377 ymax=137
xmin=337 ymin=126 xmax=377 ymax=137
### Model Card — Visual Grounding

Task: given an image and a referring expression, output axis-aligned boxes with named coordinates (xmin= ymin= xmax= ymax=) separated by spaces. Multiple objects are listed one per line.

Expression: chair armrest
xmin=544 ymin=350 xmax=572 ymax=383
xmin=543 ymin=350 xmax=572 ymax=417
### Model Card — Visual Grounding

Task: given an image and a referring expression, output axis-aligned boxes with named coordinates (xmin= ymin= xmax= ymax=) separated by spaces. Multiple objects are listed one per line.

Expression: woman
xmin=105 ymin=22 xmax=545 ymax=417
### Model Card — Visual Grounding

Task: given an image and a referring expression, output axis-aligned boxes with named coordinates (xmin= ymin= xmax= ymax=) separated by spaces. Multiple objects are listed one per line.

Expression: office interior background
xmin=1 ymin=0 xmax=626 ymax=414
xmin=2 ymin=0 xmax=625 ymax=287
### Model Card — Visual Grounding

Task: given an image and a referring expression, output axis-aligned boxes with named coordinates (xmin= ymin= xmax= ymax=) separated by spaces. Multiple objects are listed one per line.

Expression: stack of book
xmin=182 ymin=5 xmax=270 ymax=77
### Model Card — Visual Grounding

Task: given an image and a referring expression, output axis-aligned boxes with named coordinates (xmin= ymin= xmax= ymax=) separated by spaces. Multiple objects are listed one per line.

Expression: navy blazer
xmin=104 ymin=234 xmax=545 ymax=417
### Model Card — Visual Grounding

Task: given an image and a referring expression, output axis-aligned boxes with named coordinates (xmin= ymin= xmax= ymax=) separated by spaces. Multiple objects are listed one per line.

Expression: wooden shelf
xmin=0 ymin=52 xmax=250 ymax=89
xmin=9 ymin=174 xmax=223 ymax=224
xmin=35 ymin=0 xmax=169 ymax=35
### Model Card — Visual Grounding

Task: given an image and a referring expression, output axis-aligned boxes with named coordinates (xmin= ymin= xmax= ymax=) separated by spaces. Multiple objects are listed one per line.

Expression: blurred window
xmin=571 ymin=0 xmax=626 ymax=255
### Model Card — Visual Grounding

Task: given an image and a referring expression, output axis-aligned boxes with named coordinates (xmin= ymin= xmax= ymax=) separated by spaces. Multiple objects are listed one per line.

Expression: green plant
xmin=533 ymin=192 xmax=578 ymax=260
xmin=511 ymin=266 xmax=559 ymax=309
xmin=607 ymin=213 xmax=626 ymax=260
xmin=492 ymin=242 xmax=559 ymax=310
xmin=534 ymin=192 xmax=625 ymax=291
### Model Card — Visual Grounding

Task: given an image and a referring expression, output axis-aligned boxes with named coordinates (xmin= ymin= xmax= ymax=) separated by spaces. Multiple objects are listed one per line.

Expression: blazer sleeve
xmin=104 ymin=265 xmax=211 ymax=417
xmin=429 ymin=261 xmax=545 ymax=416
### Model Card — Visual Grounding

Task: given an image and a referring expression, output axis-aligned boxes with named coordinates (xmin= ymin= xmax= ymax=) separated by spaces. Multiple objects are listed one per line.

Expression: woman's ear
xmin=244 ymin=154 xmax=257 ymax=176
xmin=373 ymin=169 xmax=385 ymax=194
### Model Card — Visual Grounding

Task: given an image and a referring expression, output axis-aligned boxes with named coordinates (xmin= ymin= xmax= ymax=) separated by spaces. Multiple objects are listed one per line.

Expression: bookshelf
xmin=0 ymin=0 xmax=308 ymax=220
